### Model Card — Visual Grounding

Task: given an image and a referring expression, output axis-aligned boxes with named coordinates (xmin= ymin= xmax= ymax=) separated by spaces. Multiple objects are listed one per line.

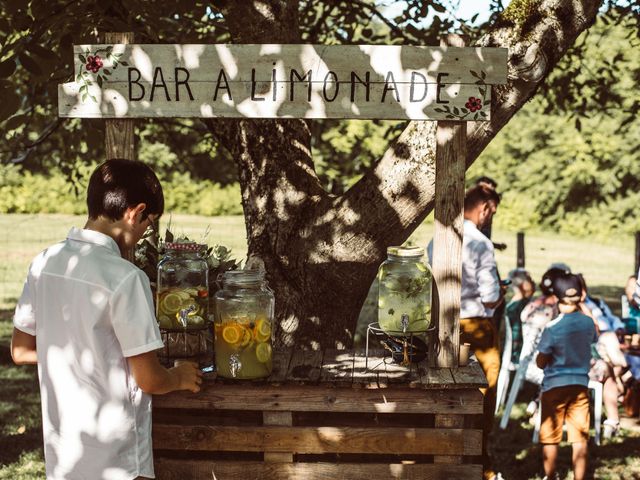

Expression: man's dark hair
xmin=87 ymin=159 xmax=164 ymax=221
xmin=475 ymin=176 xmax=498 ymax=189
xmin=464 ymin=184 xmax=501 ymax=211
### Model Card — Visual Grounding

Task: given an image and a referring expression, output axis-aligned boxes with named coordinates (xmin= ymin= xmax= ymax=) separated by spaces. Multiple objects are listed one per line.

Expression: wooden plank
xmin=422 ymin=366 xmax=456 ymax=388
xmin=71 ymin=44 xmax=508 ymax=84
xmin=433 ymin=35 xmax=468 ymax=368
xmin=352 ymin=350 xmax=382 ymax=388
xmin=287 ymin=349 xmax=324 ymax=383
xmin=263 ymin=411 xmax=293 ymax=462
xmin=319 ymin=349 xmax=354 ymax=386
xmin=434 ymin=414 xmax=465 ymax=464
xmin=154 ymin=383 xmax=483 ymax=414
xmin=153 ymin=424 xmax=483 ymax=456
xmin=104 ymin=32 xmax=135 ymax=161
xmin=153 ymin=459 xmax=483 ymax=480
xmin=58 ymin=81 xmax=491 ymax=120
xmin=451 ymin=361 xmax=488 ymax=388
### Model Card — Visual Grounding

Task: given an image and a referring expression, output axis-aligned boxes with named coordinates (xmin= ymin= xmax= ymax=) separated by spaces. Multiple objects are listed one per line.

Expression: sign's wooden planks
xmin=58 ymin=44 xmax=507 ymax=121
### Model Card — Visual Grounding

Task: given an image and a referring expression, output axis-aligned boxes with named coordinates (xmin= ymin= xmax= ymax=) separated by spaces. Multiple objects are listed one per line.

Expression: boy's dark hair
xmin=87 ymin=159 xmax=164 ymax=221
xmin=464 ymin=184 xmax=501 ymax=211
xmin=475 ymin=176 xmax=498 ymax=190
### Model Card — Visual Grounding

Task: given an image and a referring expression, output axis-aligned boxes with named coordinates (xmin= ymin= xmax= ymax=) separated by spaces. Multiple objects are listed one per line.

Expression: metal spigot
xmin=401 ymin=314 xmax=409 ymax=334
xmin=229 ymin=354 xmax=242 ymax=378
xmin=177 ymin=304 xmax=197 ymax=328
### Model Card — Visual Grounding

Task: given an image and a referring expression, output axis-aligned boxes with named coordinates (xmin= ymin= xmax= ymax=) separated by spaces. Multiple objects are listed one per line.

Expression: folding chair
xmin=532 ymin=380 xmax=602 ymax=446
xmin=495 ymin=312 xmax=517 ymax=414
xmin=499 ymin=323 xmax=544 ymax=429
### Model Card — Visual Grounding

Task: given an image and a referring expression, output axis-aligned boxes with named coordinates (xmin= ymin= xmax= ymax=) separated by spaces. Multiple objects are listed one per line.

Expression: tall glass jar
xmin=214 ymin=270 xmax=274 ymax=379
xmin=156 ymin=242 xmax=212 ymax=367
xmin=377 ymin=246 xmax=432 ymax=335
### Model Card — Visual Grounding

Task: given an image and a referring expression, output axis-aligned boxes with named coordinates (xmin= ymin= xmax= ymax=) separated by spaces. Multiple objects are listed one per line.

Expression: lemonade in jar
xmin=377 ymin=246 xmax=432 ymax=334
xmin=156 ymin=242 xmax=212 ymax=367
xmin=214 ymin=270 xmax=274 ymax=379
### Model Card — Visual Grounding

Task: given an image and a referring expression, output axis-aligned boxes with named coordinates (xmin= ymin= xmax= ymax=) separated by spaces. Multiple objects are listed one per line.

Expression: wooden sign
xmin=58 ymin=44 xmax=507 ymax=121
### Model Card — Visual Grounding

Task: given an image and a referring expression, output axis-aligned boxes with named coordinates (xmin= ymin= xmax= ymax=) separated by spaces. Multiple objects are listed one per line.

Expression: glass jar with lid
xmin=156 ymin=242 xmax=211 ymax=367
xmin=214 ymin=270 xmax=274 ymax=379
xmin=377 ymin=246 xmax=433 ymax=335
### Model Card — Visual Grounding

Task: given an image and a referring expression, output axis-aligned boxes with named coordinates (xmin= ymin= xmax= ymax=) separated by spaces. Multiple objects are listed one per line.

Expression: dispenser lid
xmin=387 ymin=246 xmax=424 ymax=258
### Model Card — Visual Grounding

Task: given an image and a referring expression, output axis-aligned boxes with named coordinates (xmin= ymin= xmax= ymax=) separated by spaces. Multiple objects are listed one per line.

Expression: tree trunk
xmin=207 ymin=0 xmax=604 ymax=349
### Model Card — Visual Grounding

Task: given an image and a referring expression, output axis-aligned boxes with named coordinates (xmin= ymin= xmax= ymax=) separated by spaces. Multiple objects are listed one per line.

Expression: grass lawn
xmin=1 ymin=213 xmax=639 ymax=479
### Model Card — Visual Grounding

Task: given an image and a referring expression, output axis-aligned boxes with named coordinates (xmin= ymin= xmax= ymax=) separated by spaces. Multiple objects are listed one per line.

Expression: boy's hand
xmin=170 ymin=362 xmax=203 ymax=393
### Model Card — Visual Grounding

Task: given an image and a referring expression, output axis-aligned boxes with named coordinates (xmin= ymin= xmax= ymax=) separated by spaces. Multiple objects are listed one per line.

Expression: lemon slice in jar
xmin=239 ymin=327 xmax=253 ymax=347
xmin=256 ymin=342 xmax=272 ymax=363
xmin=254 ymin=318 xmax=271 ymax=343
xmin=222 ymin=324 xmax=242 ymax=345
xmin=160 ymin=292 xmax=183 ymax=315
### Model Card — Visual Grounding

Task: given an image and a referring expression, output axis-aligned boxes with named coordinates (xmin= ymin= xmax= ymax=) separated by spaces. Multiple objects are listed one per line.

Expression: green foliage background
xmin=1 ymin=10 xmax=639 ymax=239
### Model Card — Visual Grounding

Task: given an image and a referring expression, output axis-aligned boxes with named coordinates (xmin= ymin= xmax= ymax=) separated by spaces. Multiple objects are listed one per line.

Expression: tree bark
xmin=206 ymin=0 xmax=604 ymax=349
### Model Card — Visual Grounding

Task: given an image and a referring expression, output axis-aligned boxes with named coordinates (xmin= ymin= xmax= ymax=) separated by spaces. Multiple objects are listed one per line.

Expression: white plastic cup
xmin=459 ymin=343 xmax=471 ymax=366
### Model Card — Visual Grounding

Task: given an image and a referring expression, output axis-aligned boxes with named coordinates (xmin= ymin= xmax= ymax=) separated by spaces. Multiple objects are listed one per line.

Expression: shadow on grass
xmin=0 ymin=307 xmax=44 ymax=472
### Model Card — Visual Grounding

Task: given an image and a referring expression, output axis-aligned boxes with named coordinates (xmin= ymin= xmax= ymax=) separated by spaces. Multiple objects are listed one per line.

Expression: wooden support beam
xmin=433 ymin=34 xmax=466 ymax=368
xmin=104 ymin=32 xmax=135 ymax=160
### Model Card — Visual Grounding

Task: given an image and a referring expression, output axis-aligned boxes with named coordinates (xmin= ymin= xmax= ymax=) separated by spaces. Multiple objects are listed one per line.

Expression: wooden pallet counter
xmin=152 ymin=349 xmax=487 ymax=480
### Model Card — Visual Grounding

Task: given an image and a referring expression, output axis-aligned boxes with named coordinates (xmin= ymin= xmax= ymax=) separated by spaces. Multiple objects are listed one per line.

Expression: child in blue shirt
xmin=536 ymin=273 xmax=597 ymax=480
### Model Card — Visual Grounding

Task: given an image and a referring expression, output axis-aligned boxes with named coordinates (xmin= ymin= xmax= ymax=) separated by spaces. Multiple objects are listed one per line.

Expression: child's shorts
xmin=540 ymin=385 xmax=590 ymax=444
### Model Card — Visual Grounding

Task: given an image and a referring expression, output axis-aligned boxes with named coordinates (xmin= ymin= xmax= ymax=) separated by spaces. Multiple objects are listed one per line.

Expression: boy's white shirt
xmin=14 ymin=227 xmax=164 ymax=480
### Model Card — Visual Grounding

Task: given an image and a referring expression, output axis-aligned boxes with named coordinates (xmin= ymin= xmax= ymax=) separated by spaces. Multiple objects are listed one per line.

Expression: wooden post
xmin=517 ymin=231 xmax=525 ymax=268
xmin=635 ymin=231 xmax=640 ymax=276
xmin=104 ymin=32 xmax=135 ymax=160
xmin=433 ymin=35 xmax=466 ymax=369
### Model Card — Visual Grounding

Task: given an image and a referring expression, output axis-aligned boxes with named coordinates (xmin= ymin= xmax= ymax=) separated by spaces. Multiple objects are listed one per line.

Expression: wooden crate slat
xmin=451 ymin=361 xmax=488 ymax=388
xmin=287 ymin=349 xmax=324 ymax=383
xmin=319 ymin=349 xmax=354 ymax=386
xmin=154 ymin=459 xmax=482 ymax=480
xmin=263 ymin=411 xmax=293 ymax=462
xmin=155 ymin=384 xmax=483 ymax=414
xmin=153 ymin=424 xmax=483 ymax=456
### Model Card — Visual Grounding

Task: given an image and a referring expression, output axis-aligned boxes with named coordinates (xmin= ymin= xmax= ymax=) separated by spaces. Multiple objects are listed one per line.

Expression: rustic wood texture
xmin=153 ymin=424 xmax=482 ymax=456
xmin=60 ymin=44 xmax=505 ymax=119
xmin=319 ymin=349 xmax=354 ymax=386
xmin=288 ymin=349 xmax=324 ymax=382
xmin=451 ymin=361 xmax=488 ymax=388
xmin=153 ymin=459 xmax=483 ymax=480
xmin=103 ymin=32 xmax=135 ymax=160
xmin=434 ymin=414 xmax=465 ymax=464
xmin=154 ymin=382 xmax=484 ymax=414
xmin=263 ymin=411 xmax=293 ymax=462
xmin=433 ymin=117 xmax=466 ymax=368
xmin=432 ymin=35 xmax=468 ymax=369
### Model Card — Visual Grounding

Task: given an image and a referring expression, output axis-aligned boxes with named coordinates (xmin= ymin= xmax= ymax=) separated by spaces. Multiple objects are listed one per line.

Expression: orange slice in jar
xmin=222 ymin=324 xmax=242 ymax=345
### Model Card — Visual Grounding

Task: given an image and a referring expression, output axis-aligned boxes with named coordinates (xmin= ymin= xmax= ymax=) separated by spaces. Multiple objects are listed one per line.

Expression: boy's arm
xmin=11 ymin=328 xmax=37 ymax=365
xmin=127 ymin=351 xmax=202 ymax=395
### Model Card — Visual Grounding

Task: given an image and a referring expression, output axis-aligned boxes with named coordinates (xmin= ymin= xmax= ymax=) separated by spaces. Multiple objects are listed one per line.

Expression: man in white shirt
xmin=460 ymin=184 xmax=504 ymax=480
xmin=11 ymin=159 xmax=202 ymax=480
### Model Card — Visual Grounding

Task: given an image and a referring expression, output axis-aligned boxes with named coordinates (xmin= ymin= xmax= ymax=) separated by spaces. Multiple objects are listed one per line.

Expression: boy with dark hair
xmin=536 ymin=273 xmax=597 ymax=480
xmin=11 ymin=159 xmax=202 ymax=480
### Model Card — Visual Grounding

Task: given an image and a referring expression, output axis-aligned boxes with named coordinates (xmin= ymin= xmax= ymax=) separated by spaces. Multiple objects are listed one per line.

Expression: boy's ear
xmin=124 ymin=203 xmax=147 ymax=224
